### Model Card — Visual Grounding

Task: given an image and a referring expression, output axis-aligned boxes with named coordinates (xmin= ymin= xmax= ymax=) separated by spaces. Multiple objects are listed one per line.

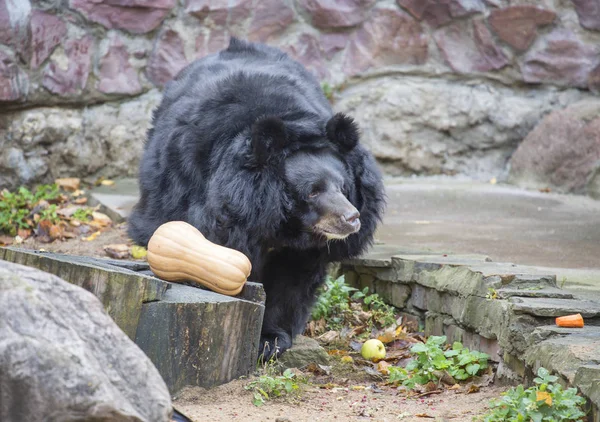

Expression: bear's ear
xmin=326 ymin=112 xmax=359 ymax=152
xmin=251 ymin=116 xmax=288 ymax=165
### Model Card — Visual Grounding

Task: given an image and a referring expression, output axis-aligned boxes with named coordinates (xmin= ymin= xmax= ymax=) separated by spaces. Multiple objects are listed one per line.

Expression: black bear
xmin=128 ymin=38 xmax=385 ymax=360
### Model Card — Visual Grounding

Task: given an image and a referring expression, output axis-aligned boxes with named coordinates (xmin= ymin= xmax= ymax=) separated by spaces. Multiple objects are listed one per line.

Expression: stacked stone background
xmin=1 ymin=0 xmax=599 ymax=193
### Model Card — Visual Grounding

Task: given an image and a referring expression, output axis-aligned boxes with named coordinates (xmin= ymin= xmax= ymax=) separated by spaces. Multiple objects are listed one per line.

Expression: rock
xmin=147 ymin=29 xmax=188 ymax=87
xmin=0 ymin=260 xmax=172 ymax=422
xmin=588 ymin=163 xmax=600 ymax=200
xmin=488 ymin=6 xmax=556 ymax=51
xmin=320 ymin=32 xmax=349 ymax=60
xmin=69 ymin=0 xmax=176 ymax=34
xmin=42 ymin=35 xmax=93 ymax=96
xmin=508 ymin=100 xmax=600 ymax=193
xmin=195 ymin=29 xmax=230 ymax=59
xmin=397 ymin=0 xmax=485 ymax=28
xmin=512 ymin=296 xmax=600 ymax=318
xmin=344 ymin=7 xmax=427 ymax=75
xmin=284 ymin=33 xmax=328 ymax=80
xmin=0 ymin=51 xmax=28 ymax=101
xmin=0 ymin=90 xmax=161 ymax=189
xmin=247 ymin=0 xmax=295 ymax=42
xmin=0 ymin=0 xmax=30 ymax=59
xmin=520 ymin=29 xmax=599 ymax=88
xmin=297 ymin=0 xmax=376 ymax=29
xmin=184 ymin=0 xmax=251 ymax=26
xmin=276 ymin=335 xmax=330 ymax=369
xmin=29 ymin=10 xmax=67 ymax=69
xmin=433 ymin=20 xmax=508 ymax=74
xmin=334 ymin=75 xmax=584 ymax=178
xmin=97 ymin=37 xmax=142 ymax=95
xmin=589 ymin=64 xmax=600 ymax=93
xmin=572 ymin=0 xmax=600 ymax=31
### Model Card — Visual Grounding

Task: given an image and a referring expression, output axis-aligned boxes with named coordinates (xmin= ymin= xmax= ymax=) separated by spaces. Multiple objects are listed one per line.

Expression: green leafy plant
xmin=72 ymin=207 xmax=94 ymax=222
xmin=352 ymin=287 xmax=397 ymax=328
xmin=388 ymin=336 xmax=489 ymax=389
xmin=311 ymin=275 xmax=356 ymax=329
xmin=0 ymin=184 xmax=61 ymax=235
xmin=38 ymin=204 xmax=59 ymax=224
xmin=444 ymin=341 xmax=489 ymax=381
xmin=481 ymin=367 xmax=586 ymax=421
xmin=311 ymin=276 xmax=398 ymax=331
xmin=321 ymin=82 xmax=334 ymax=101
xmin=245 ymin=368 xmax=305 ymax=406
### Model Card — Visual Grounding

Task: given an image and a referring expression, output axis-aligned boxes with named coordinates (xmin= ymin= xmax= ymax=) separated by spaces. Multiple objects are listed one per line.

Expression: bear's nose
xmin=342 ymin=210 xmax=360 ymax=225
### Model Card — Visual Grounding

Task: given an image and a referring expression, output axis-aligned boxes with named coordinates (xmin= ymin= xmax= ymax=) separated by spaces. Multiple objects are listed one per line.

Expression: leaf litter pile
xmin=302 ymin=276 xmax=495 ymax=398
xmin=0 ymin=179 xmax=146 ymax=260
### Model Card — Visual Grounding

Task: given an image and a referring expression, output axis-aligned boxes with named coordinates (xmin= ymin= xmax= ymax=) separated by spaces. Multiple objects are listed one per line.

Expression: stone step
xmin=0 ymin=247 xmax=265 ymax=394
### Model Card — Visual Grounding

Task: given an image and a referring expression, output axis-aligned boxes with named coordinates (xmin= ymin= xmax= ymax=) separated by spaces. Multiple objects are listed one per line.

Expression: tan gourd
xmin=147 ymin=221 xmax=252 ymax=296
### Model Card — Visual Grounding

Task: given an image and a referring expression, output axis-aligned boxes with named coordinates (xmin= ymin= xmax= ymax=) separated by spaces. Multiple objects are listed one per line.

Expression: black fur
xmin=128 ymin=38 xmax=386 ymax=360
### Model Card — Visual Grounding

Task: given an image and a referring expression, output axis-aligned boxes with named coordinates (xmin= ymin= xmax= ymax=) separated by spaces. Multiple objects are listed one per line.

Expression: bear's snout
xmin=342 ymin=209 xmax=361 ymax=231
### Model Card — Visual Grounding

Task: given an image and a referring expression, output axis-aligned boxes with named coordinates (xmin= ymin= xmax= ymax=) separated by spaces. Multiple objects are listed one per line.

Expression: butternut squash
xmin=147 ymin=221 xmax=252 ymax=296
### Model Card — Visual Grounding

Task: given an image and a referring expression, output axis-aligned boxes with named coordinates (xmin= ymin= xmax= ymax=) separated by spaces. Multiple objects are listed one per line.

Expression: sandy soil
xmin=17 ymin=222 xmax=135 ymax=258
xmin=173 ymin=378 xmax=504 ymax=422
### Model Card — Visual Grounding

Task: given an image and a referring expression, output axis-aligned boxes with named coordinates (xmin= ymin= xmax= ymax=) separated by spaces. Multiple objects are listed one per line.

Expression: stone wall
xmin=1 ymin=0 xmax=599 ymax=188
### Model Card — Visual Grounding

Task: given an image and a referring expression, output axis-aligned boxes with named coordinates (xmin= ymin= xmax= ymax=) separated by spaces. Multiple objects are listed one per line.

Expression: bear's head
xmin=250 ymin=112 xmax=363 ymax=246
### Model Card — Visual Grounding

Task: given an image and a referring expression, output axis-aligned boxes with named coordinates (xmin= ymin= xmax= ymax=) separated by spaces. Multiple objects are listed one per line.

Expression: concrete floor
xmin=379 ymin=179 xmax=600 ymax=270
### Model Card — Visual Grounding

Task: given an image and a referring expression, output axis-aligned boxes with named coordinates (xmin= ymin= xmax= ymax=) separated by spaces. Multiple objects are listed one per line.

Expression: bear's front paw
xmin=258 ymin=333 xmax=292 ymax=363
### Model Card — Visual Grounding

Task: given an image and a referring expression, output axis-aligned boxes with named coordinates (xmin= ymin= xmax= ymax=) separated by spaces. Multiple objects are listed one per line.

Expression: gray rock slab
xmin=0 ymin=260 xmax=172 ymax=422
xmin=276 ymin=335 xmax=330 ymax=370
xmin=511 ymin=297 xmax=600 ymax=318
xmin=497 ymin=287 xmax=574 ymax=299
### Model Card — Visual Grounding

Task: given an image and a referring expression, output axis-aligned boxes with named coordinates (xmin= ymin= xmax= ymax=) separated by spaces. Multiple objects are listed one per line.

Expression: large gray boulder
xmin=509 ymin=99 xmax=600 ymax=195
xmin=0 ymin=260 xmax=172 ymax=422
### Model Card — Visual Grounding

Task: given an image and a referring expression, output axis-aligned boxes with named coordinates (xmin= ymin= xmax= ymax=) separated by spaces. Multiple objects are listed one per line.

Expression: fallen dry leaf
xmin=48 ymin=224 xmax=63 ymax=240
xmin=17 ymin=228 xmax=31 ymax=240
xmin=55 ymin=177 xmax=80 ymax=191
xmin=376 ymin=360 xmax=391 ymax=375
xmin=0 ymin=235 xmax=14 ymax=245
xmin=415 ymin=413 xmax=434 ymax=418
xmin=318 ymin=330 xmax=339 ymax=344
xmin=83 ymin=231 xmax=101 ymax=242
xmin=103 ymin=244 xmax=130 ymax=259
xmin=467 ymin=384 xmax=480 ymax=394
xmin=326 ymin=349 xmax=349 ymax=357
xmin=100 ymin=179 xmax=115 ymax=186
xmin=89 ymin=211 xmax=112 ymax=229
xmin=74 ymin=197 xmax=88 ymax=205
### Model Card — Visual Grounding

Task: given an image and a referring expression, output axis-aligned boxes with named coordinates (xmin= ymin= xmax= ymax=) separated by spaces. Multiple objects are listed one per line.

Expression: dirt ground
xmin=13 ymin=224 xmax=507 ymax=422
xmin=17 ymin=221 xmax=134 ymax=257
xmin=173 ymin=378 xmax=505 ymax=422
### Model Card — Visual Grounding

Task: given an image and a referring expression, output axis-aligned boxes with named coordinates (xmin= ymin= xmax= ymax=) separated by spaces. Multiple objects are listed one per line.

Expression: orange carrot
xmin=555 ymin=313 xmax=584 ymax=328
